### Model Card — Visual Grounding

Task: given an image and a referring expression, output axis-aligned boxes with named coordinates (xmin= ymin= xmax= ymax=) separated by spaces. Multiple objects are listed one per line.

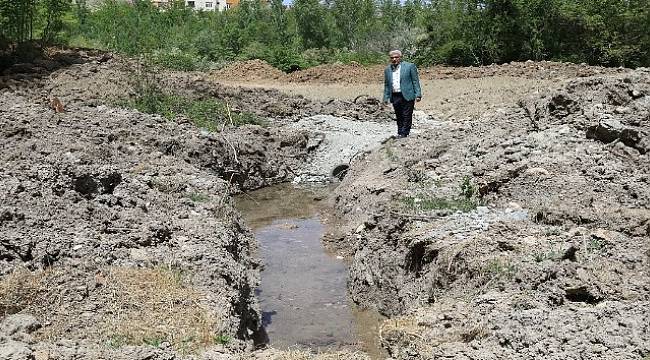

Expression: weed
xmin=106 ymin=335 xmax=128 ymax=349
xmin=384 ymin=146 xmax=398 ymax=162
xmin=459 ymin=175 xmax=476 ymax=200
xmin=533 ymin=249 xmax=560 ymax=263
xmin=587 ymin=237 xmax=605 ymax=251
xmin=214 ymin=333 xmax=230 ymax=345
xmin=484 ymin=258 xmax=517 ymax=279
xmin=544 ymin=227 xmax=562 ymax=236
xmin=406 ymin=168 xmax=427 ymax=183
xmin=188 ymin=192 xmax=210 ymax=203
xmin=143 ymin=336 xmax=165 ymax=347
xmin=401 ymin=195 xmax=477 ymax=213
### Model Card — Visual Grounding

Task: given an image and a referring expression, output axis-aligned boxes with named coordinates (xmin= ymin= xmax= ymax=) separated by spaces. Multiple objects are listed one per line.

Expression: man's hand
xmin=416 ymin=97 xmax=422 ymax=102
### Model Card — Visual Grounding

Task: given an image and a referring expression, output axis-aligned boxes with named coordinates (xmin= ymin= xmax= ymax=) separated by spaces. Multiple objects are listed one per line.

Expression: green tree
xmin=331 ymin=0 xmax=377 ymax=49
xmin=293 ymin=0 xmax=331 ymax=48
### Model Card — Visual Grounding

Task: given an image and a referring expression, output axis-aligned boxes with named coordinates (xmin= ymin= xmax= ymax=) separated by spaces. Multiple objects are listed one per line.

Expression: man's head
xmin=389 ymin=50 xmax=402 ymax=66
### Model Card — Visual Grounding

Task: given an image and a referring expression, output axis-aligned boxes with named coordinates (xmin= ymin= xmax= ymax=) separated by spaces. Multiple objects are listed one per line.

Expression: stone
xmin=0 ymin=314 xmax=41 ymax=336
xmin=586 ymin=119 xmax=624 ymax=143
xmin=0 ymin=340 xmax=33 ymax=360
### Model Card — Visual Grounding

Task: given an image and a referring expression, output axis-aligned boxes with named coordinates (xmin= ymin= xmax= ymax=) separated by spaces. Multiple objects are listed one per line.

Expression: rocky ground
xmin=332 ymin=69 xmax=650 ymax=358
xmin=2 ymin=51 xmax=649 ymax=359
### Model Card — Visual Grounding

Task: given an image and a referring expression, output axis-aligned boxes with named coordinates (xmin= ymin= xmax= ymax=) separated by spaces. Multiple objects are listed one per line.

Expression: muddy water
xmin=235 ymin=184 xmax=383 ymax=355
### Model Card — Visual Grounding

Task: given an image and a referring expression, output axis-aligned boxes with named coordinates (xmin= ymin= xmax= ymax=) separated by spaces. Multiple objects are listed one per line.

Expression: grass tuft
xmin=121 ymin=81 xmax=265 ymax=131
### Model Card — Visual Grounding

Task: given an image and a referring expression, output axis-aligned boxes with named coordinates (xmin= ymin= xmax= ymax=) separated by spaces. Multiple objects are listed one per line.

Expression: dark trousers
xmin=391 ymin=92 xmax=415 ymax=136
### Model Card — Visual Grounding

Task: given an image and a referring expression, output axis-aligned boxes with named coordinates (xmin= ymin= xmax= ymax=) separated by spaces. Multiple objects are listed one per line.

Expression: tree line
xmin=1 ymin=0 xmax=648 ymax=70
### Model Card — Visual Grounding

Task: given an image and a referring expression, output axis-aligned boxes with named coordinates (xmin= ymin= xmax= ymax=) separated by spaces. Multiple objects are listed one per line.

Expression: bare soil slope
xmin=332 ymin=69 xmax=650 ymax=359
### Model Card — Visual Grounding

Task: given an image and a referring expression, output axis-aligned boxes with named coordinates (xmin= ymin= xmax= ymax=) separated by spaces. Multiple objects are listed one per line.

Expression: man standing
xmin=383 ymin=50 xmax=422 ymax=138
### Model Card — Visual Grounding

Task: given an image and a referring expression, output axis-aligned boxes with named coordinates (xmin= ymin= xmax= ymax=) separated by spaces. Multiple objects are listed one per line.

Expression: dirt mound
xmin=0 ymin=55 xmax=393 ymax=123
xmin=420 ymin=60 xmax=629 ymax=80
xmin=332 ymin=69 xmax=650 ymax=358
xmin=0 ymin=88 xmax=320 ymax=358
xmin=212 ymin=59 xmax=629 ymax=86
xmin=287 ymin=63 xmax=383 ymax=84
xmin=212 ymin=59 xmax=287 ymax=82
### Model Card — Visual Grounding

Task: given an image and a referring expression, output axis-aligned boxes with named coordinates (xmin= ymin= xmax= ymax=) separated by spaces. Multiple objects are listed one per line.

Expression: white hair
xmin=389 ymin=50 xmax=402 ymax=57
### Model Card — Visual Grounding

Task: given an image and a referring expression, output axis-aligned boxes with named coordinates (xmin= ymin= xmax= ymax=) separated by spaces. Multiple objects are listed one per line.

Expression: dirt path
xmin=216 ymin=77 xmax=555 ymax=119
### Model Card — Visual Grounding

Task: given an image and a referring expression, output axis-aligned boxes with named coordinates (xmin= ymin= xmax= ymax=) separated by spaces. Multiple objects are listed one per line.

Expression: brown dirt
xmin=213 ymin=59 xmax=286 ymax=82
xmin=211 ymin=59 xmax=629 ymax=86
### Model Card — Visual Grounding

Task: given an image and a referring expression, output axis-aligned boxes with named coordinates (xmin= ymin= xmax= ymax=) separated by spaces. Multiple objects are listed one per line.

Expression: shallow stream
xmin=235 ymin=184 xmax=383 ymax=355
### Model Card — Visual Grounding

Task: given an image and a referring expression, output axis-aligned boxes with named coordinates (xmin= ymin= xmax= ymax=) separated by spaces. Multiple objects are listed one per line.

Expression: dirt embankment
xmin=1 ymin=55 xmax=392 ymax=123
xmin=0 ymin=52 xmax=383 ymax=360
xmin=212 ymin=59 xmax=628 ymax=85
xmin=332 ymin=69 xmax=650 ymax=358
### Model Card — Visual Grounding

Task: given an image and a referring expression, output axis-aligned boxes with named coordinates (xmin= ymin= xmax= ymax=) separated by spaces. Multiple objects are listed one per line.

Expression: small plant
xmin=406 ymin=168 xmax=427 ymax=183
xmin=188 ymin=192 xmax=210 ymax=203
xmin=384 ymin=146 xmax=398 ymax=161
xmin=401 ymin=195 xmax=477 ymax=213
xmin=533 ymin=249 xmax=560 ymax=263
xmin=106 ymin=335 xmax=128 ymax=349
xmin=484 ymin=258 xmax=517 ymax=279
xmin=587 ymin=236 xmax=606 ymax=252
xmin=460 ymin=175 xmax=476 ymax=200
xmin=143 ymin=336 xmax=165 ymax=347
xmin=214 ymin=333 xmax=230 ymax=345
xmin=544 ymin=227 xmax=562 ymax=236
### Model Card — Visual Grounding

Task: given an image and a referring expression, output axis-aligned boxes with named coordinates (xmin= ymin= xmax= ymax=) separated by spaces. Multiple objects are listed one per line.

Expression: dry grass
xmin=0 ymin=267 xmax=45 ymax=316
xmin=98 ymin=267 xmax=223 ymax=353
xmin=258 ymin=349 xmax=372 ymax=360
xmin=379 ymin=312 xmax=489 ymax=355
xmin=0 ymin=266 xmax=223 ymax=354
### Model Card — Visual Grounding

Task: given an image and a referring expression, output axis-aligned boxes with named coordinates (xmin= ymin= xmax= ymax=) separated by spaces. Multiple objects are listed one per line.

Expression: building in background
xmin=185 ymin=0 xmax=227 ymax=11
xmin=151 ymin=0 xmax=228 ymax=11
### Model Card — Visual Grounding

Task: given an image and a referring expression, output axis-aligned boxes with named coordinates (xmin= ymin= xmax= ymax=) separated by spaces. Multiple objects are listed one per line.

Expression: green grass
xmin=401 ymin=195 xmax=478 ymax=213
xmin=122 ymin=87 xmax=265 ymax=132
xmin=143 ymin=336 xmax=165 ymax=347
xmin=188 ymin=193 xmax=210 ymax=203
xmin=400 ymin=176 xmax=481 ymax=213
xmin=484 ymin=259 xmax=517 ymax=279
xmin=214 ymin=333 xmax=230 ymax=345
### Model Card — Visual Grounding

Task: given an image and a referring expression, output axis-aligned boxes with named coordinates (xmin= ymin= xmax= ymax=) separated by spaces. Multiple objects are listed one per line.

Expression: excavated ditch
xmin=235 ymin=183 xmax=385 ymax=357
xmin=2 ymin=52 xmax=649 ymax=359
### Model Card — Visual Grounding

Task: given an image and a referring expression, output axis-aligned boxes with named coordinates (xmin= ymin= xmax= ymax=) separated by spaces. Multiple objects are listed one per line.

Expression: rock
xmin=524 ymin=167 xmax=550 ymax=176
xmin=33 ymin=350 xmax=49 ymax=360
xmin=0 ymin=339 xmax=33 ymax=360
xmin=586 ymin=119 xmax=624 ymax=144
xmin=0 ymin=315 xmax=41 ymax=337
xmin=620 ymin=128 xmax=649 ymax=154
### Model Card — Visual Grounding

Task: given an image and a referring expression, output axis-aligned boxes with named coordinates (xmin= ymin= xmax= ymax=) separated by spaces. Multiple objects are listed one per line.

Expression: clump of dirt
xmin=332 ymin=69 xmax=650 ymax=359
xmin=212 ymin=59 xmax=287 ymax=82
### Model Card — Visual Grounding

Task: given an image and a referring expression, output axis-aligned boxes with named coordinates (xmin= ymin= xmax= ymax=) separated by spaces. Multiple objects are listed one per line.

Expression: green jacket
xmin=383 ymin=61 xmax=422 ymax=103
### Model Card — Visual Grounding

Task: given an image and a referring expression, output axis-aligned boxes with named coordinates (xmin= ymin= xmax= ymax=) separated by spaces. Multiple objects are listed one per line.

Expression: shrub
xmin=435 ymin=40 xmax=478 ymax=66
